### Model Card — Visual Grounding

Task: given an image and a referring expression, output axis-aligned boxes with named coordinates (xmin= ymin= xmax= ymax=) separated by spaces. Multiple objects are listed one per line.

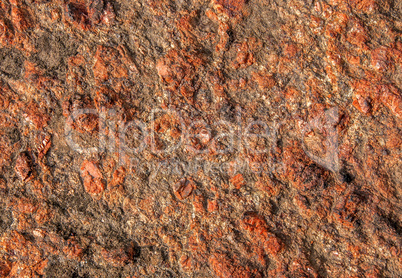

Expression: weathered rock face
xmin=0 ymin=0 xmax=401 ymax=277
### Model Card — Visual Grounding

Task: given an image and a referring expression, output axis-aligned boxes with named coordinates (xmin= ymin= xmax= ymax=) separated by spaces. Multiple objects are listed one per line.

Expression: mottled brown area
xmin=0 ymin=0 xmax=401 ymax=277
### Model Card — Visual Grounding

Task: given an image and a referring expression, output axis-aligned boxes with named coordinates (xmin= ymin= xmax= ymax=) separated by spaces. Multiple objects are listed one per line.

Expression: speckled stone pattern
xmin=0 ymin=0 xmax=401 ymax=277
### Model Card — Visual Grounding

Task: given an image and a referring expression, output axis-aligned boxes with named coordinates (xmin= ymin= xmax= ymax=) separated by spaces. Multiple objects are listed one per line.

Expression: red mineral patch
xmin=81 ymin=160 xmax=105 ymax=197
xmin=173 ymin=177 xmax=195 ymax=200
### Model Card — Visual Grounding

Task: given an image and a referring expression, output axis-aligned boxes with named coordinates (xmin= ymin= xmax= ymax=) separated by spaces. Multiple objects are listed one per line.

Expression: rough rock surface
xmin=0 ymin=0 xmax=401 ymax=277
